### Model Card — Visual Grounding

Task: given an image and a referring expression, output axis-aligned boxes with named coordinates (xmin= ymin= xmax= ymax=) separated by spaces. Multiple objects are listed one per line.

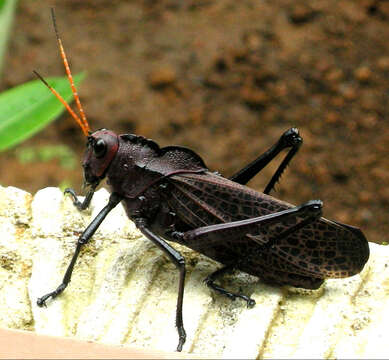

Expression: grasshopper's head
xmin=34 ymin=10 xmax=122 ymax=191
xmin=83 ymin=129 xmax=119 ymax=188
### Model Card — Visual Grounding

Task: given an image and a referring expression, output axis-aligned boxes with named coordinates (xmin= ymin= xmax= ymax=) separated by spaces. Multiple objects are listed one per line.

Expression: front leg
xmin=135 ymin=218 xmax=187 ymax=352
xmin=37 ymin=192 xmax=123 ymax=306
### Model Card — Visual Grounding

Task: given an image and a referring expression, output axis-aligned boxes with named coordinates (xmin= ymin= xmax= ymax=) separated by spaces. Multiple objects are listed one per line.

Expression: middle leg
xmin=135 ymin=218 xmax=187 ymax=352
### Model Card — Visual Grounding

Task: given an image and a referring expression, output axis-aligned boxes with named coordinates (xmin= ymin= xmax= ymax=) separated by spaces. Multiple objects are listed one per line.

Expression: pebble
xmin=377 ymin=56 xmax=389 ymax=71
xmin=148 ymin=66 xmax=177 ymax=88
xmin=354 ymin=66 xmax=372 ymax=82
xmin=289 ymin=4 xmax=317 ymax=24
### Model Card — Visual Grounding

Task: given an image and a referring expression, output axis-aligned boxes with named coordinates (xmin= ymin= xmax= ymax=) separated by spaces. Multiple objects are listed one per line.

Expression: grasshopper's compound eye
xmin=93 ymin=138 xmax=107 ymax=158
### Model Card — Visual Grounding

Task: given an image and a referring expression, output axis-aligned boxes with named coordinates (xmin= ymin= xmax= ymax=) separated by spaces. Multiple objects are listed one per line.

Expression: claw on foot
xmin=246 ymin=298 xmax=256 ymax=308
xmin=176 ymin=328 xmax=186 ymax=352
xmin=37 ymin=297 xmax=47 ymax=307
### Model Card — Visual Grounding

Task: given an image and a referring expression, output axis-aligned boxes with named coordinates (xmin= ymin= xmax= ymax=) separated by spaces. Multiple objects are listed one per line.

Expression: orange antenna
xmin=33 ymin=70 xmax=90 ymax=136
xmin=50 ymin=8 xmax=90 ymax=135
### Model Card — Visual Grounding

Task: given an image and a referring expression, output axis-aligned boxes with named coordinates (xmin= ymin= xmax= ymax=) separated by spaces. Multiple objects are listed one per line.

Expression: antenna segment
xmin=33 ymin=8 xmax=90 ymax=136
xmin=50 ymin=8 xmax=90 ymax=134
xmin=33 ymin=70 xmax=89 ymax=136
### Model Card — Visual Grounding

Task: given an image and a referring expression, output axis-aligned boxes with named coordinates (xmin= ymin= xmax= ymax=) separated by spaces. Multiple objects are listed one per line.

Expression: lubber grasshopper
xmin=35 ymin=9 xmax=369 ymax=351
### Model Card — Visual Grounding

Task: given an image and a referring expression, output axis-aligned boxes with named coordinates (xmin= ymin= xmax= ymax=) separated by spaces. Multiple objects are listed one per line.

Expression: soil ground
xmin=0 ymin=0 xmax=388 ymax=244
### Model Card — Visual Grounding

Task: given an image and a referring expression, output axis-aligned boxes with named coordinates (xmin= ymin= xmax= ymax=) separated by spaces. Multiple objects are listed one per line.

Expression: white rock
xmin=0 ymin=185 xmax=388 ymax=358
xmin=0 ymin=185 xmax=33 ymax=330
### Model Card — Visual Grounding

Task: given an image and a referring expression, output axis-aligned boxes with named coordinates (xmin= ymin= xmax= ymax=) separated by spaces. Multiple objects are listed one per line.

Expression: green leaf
xmin=0 ymin=73 xmax=85 ymax=152
xmin=15 ymin=144 xmax=78 ymax=170
xmin=0 ymin=0 xmax=18 ymax=76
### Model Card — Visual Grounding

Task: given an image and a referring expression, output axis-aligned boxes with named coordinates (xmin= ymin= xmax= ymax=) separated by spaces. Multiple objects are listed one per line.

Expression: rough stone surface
xmin=0 ymin=185 xmax=388 ymax=358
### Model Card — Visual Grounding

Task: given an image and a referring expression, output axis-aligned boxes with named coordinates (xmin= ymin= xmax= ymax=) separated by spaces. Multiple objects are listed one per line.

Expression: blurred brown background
xmin=0 ymin=0 xmax=387 ymax=244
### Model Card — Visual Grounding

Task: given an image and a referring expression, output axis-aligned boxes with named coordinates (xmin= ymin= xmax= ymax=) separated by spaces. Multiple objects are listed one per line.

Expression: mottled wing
xmin=169 ymin=172 xmax=290 ymax=225
xmin=167 ymin=172 xmax=369 ymax=279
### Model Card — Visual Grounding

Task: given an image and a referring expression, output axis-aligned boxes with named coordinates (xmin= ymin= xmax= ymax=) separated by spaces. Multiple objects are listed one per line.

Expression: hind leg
xmin=168 ymin=201 xmax=322 ymax=307
xmin=193 ymin=201 xmax=323 ymax=304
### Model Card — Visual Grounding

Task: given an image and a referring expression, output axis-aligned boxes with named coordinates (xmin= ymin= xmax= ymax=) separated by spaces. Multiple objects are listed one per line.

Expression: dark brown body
xmin=38 ymin=11 xmax=369 ymax=351
xmin=38 ymin=128 xmax=370 ymax=352
xmin=105 ymin=133 xmax=369 ymax=289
